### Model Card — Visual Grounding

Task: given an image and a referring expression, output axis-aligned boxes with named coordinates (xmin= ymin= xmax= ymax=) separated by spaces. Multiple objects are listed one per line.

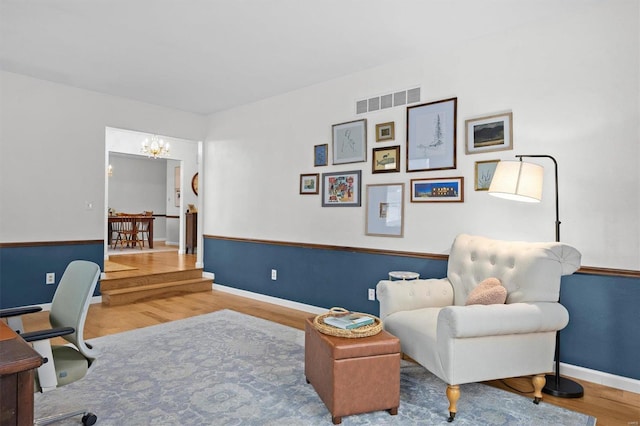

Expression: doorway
xmin=104 ymin=127 xmax=203 ymax=268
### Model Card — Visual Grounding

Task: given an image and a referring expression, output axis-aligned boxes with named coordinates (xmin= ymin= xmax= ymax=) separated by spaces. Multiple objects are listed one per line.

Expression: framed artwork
xmin=314 ymin=144 xmax=328 ymax=167
xmin=465 ymin=112 xmax=513 ymax=154
xmin=410 ymin=177 xmax=464 ymax=203
xmin=300 ymin=173 xmax=319 ymax=194
xmin=475 ymin=160 xmax=500 ymax=191
xmin=372 ymin=146 xmax=400 ymax=174
xmin=406 ymin=97 xmax=457 ymax=172
xmin=375 ymin=122 xmax=395 ymax=142
xmin=366 ymin=183 xmax=404 ymax=237
xmin=332 ymin=119 xmax=367 ymax=165
xmin=321 ymin=170 xmax=362 ymax=207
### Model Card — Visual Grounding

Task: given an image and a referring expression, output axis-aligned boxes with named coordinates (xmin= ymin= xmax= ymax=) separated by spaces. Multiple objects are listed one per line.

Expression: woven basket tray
xmin=313 ymin=307 xmax=383 ymax=338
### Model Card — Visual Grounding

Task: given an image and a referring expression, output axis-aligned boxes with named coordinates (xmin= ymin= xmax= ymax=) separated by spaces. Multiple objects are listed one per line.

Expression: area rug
xmin=34 ymin=310 xmax=597 ymax=425
xmin=103 ymin=260 xmax=137 ymax=272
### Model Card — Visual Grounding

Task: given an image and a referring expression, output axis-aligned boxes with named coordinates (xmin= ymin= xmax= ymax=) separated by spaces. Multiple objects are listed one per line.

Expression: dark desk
xmin=0 ymin=321 xmax=43 ymax=426
xmin=108 ymin=215 xmax=155 ymax=248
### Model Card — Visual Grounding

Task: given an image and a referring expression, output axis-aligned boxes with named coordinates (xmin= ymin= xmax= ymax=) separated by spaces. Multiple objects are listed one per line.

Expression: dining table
xmin=108 ymin=215 xmax=155 ymax=248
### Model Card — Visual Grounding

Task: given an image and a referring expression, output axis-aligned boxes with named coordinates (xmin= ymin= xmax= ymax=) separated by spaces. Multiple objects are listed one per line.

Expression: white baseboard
xmin=212 ymin=281 xmax=327 ymax=316
xmin=558 ymin=363 xmax=640 ymax=395
xmin=212 ymin=280 xmax=640 ymax=395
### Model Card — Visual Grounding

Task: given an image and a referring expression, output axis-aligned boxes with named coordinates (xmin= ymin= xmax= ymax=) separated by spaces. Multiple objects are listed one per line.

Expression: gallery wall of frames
xmin=298 ymin=97 xmax=513 ymax=238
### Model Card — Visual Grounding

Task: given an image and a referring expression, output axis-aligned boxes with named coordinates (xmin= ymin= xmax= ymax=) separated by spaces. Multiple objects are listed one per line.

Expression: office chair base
xmin=35 ymin=410 xmax=97 ymax=426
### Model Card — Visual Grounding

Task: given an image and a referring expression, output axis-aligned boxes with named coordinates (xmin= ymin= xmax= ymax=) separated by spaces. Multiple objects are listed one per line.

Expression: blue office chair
xmin=0 ymin=260 xmax=101 ymax=426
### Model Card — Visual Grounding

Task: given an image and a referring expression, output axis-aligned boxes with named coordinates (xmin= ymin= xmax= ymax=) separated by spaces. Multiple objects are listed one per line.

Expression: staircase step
xmin=101 ymin=278 xmax=213 ymax=306
xmin=100 ymin=269 xmax=203 ymax=292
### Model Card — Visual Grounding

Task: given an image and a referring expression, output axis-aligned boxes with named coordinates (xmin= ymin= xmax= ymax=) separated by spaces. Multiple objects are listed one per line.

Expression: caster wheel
xmin=533 ymin=397 xmax=541 ymax=405
xmin=82 ymin=413 xmax=97 ymax=425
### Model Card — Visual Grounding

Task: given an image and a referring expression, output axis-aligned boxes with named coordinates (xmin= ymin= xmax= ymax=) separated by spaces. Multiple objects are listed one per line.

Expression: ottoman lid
xmin=306 ymin=317 xmax=400 ymax=360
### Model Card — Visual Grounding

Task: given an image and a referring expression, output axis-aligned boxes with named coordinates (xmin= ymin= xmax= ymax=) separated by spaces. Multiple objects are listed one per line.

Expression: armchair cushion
xmin=464 ymin=277 xmax=506 ymax=305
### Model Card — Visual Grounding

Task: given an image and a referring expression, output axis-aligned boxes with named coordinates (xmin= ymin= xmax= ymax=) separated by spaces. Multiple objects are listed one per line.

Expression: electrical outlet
xmin=46 ymin=272 xmax=55 ymax=285
xmin=271 ymin=269 xmax=277 ymax=280
xmin=368 ymin=288 xmax=375 ymax=301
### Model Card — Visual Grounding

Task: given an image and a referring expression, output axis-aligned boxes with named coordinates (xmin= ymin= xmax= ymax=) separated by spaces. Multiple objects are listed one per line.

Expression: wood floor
xmin=22 ymin=251 xmax=640 ymax=425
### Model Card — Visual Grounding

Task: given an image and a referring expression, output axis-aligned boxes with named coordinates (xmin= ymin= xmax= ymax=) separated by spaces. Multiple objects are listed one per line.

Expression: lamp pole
xmin=515 ymin=154 xmax=583 ymax=398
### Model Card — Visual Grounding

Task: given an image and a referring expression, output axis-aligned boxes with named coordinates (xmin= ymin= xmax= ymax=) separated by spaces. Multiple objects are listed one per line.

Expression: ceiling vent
xmin=356 ymin=87 xmax=421 ymax=115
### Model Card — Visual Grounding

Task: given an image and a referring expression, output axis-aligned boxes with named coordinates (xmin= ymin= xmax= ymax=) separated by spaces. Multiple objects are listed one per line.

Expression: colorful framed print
xmin=474 ymin=159 xmax=500 ymax=191
xmin=410 ymin=177 xmax=464 ymax=203
xmin=314 ymin=144 xmax=328 ymax=167
xmin=366 ymin=183 xmax=404 ymax=237
xmin=300 ymin=173 xmax=319 ymax=194
xmin=321 ymin=170 xmax=362 ymax=207
xmin=375 ymin=122 xmax=395 ymax=142
xmin=465 ymin=112 xmax=513 ymax=154
xmin=332 ymin=119 xmax=367 ymax=165
xmin=406 ymin=98 xmax=457 ymax=172
xmin=372 ymin=146 xmax=400 ymax=174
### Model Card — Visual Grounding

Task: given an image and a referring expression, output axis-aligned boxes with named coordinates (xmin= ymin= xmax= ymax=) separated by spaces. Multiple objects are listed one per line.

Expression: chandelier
xmin=141 ymin=135 xmax=170 ymax=159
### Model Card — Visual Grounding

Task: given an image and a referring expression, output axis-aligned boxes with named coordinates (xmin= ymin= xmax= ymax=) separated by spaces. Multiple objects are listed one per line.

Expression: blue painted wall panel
xmin=561 ymin=273 xmax=640 ymax=380
xmin=204 ymin=238 xmax=447 ymax=315
xmin=0 ymin=243 xmax=103 ymax=308
xmin=204 ymin=237 xmax=640 ymax=381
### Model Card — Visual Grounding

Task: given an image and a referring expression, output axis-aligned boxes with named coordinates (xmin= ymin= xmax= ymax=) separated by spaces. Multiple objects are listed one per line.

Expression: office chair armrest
xmin=0 ymin=305 xmax=43 ymax=318
xmin=21 ymin=327 xmax=75 ymax=343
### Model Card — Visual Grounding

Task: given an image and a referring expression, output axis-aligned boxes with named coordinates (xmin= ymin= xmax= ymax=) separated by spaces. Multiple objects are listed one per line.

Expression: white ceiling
xmin=1 ymin=0 xmax=601 ymax=115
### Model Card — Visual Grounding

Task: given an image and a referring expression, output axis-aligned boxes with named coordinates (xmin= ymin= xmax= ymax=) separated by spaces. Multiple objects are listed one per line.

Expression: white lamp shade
xmin=488 ymin=160 xmax=543 ymax=203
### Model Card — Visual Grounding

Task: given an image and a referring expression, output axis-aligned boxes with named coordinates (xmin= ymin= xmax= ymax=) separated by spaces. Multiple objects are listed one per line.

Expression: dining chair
xmin=137 ymin=211 xmax=153 ymax=248
xmin=111 ymin=215 xmax=141 ymax=249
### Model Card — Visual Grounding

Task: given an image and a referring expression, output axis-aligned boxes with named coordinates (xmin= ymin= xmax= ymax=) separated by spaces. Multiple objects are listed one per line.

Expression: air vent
xmin=356 ymin=87 xmax=420 ymax=114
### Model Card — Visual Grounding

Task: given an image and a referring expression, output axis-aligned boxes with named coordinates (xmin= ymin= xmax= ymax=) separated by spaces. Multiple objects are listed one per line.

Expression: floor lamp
xmin=488 ymin=154 xmax=584 ymax=398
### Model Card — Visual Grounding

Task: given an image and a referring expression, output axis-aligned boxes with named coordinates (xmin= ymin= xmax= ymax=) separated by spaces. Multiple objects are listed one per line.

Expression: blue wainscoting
xmin=204 ymin=236 xmax=640 ymax=381
xmin=0 ymin=242 xmax=104 ymax=308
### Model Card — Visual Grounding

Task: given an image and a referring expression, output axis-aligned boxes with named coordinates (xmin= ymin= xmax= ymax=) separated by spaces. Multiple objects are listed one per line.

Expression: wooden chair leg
xmin=446 ymin=384 xmax=460 ymax=422
xmin=532 ymin=374 xmax=545 ymax=404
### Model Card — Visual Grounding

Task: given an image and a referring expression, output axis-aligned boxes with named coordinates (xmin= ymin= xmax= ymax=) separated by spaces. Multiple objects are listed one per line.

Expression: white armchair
xmin=376 ymin=234 xmax=581 ymax=422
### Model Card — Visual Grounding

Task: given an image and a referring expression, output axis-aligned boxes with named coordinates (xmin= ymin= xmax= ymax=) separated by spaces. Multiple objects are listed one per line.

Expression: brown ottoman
xmin=304 ymin=317 xmax=401 ymax=424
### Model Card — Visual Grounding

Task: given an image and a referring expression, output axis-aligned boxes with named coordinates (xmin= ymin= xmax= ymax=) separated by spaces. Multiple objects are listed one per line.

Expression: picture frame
xmin=406 ymin=98 xmax=457 ymax=172
xmin=314 ymin=144 xmax=328 ymax=167
xmin=332 ymin=119 xmax=367 ymax=165
xmin=366 ymin=183 xmax=404 ymax=237
xmin=372 ymin=146 xmax=400 ymax=174
xmin=465 ymin=112 xmax=513 ymax=154
xmin=321 ymin=170 xmax=362 ymax=207
xmin=410 ymin=177 xmax=464 ymax=203
xmin=474 ymin=160 xmax=500 ymax=191
xmin=300 ymin=173 xmax=319 ymax=194
xmin=375 ymin=122 xmax=395 ymax=142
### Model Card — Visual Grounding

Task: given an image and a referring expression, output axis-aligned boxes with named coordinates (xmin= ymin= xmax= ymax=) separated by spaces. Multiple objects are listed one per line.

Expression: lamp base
xmin=542 ymin=374 xmax=584 ymax=398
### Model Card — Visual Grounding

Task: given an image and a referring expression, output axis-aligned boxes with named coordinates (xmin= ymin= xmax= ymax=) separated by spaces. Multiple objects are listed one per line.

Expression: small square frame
xmin=314 ymin=144 xmax=328 ymax=167
xmin=410 ymin=177 xmax=464 ymax=203
xmin=332 ymin=119 xmax=367 ymax=165
xmin=474 ymin=160 xmax=500 ymax=191
xmin=375 ymin=122 xmax=395 ymax=142
xmin=366 ymin=183 xmax=404 ymax=237
xmin=465 ymin=112 xmax=513 ymax=154
xmin=300 ymin=173 xmax=319 ymax=194
xmin=321 ymin=170 xmax=362 ymax=207
xmin=372 ymin=146 xmax=400 ymax=174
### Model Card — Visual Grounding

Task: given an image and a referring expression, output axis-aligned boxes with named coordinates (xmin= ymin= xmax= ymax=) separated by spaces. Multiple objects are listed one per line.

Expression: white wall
xmin=0 ymin=71 xmax=206 ymax=243
xmin=204 ymin=1 xmax=639 ymax=270
xmin=107 ymin=153 xmax=168 ymax=240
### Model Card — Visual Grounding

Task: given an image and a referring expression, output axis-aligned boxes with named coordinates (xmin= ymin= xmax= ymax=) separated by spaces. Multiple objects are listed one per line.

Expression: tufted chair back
xmin=447 ymin=234 xmax=581 ymax=305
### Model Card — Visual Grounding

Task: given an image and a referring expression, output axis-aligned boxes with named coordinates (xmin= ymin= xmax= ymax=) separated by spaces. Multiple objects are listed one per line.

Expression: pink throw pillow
xmin=465 ymin=277 xmax=507 ymax=305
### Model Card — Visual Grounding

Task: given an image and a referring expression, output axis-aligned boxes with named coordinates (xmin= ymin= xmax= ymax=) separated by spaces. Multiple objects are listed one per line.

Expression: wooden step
xmin=101 ymin=277 xmax=213 ymax=306
xmin=100 ymin=269 xmax=204 ymax=292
